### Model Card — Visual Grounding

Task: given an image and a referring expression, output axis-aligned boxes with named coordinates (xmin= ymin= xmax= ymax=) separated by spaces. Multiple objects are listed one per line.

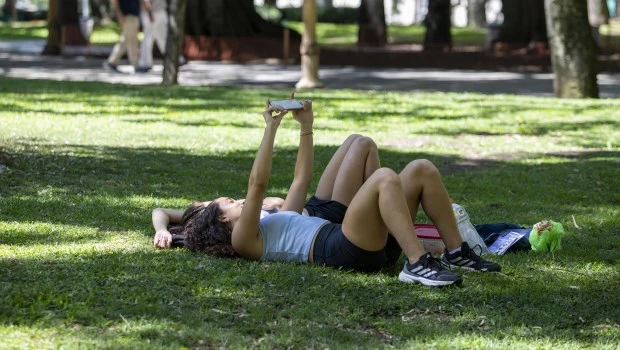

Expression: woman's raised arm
xmin=231 ymin=100 xmax=287 ymax=258
xmin=280 ymin=99 xmax=314 ymax=213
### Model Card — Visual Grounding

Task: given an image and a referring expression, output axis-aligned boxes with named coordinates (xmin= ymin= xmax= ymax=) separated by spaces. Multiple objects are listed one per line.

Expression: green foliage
xmin=0 ymin=78 xmax=619 ymax=348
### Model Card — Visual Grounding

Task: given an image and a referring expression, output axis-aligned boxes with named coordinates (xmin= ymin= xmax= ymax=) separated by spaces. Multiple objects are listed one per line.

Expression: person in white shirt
xmin=152 ymin=98 xmax=501 ymax=287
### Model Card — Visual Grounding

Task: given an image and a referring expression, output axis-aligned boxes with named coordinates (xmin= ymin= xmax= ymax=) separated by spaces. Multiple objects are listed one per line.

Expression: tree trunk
xmin=497 ymin=0 xmax=547 ymax=44
xmin=358 ymin=0 xmax=387 ymax=47
xmin=545 ymin=0 xmax=599 ymax=98
xmin=468 ymin=0 xmax=487 ymax=28
xmin=423 ymin=0 xmax=452 ymax=51
xmin=185 ymin=0 xmax=296 ymax=38
xmin=2 ymin=0 xmax=17 ymax=21
xmin=42 ymin=0 xmax=61 ymax=55
xmin=163 ymin=0 xmax=187 ymax=85
xmin=296 ymin=0 xmax=323 ymax=89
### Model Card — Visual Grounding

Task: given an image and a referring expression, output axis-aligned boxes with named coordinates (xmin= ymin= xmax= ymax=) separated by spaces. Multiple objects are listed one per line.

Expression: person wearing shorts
xmin=157 ymin=99 xmax=501 ymax=287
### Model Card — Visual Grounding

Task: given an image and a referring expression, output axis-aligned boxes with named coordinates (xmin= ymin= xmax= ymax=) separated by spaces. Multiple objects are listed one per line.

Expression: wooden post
xmin=296 ymin=0 xmax=323 ymax=89
xmin=283 ymin=27 xmax=290 ymax=65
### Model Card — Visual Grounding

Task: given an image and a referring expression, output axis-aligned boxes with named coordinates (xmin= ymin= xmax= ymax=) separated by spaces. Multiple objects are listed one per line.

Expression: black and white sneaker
xmin=442 ymin=242 xmax=501 ymax=272
xmin=399 ymin=252 xmax=463 ymax=287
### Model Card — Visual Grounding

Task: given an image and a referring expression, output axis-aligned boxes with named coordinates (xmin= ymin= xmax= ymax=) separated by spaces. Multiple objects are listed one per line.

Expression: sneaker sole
xmin=398 ymin=271 xmax=462 ymax=287
xmin=444 ymin=263 xmax=501 ymax=272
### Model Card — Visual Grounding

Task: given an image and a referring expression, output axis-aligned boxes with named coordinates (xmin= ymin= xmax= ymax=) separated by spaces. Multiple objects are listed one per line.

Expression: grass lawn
xmin=4 ymin=19 xmax=620 ymax=49
xmin=0 ymin=77 xmax=619 ymax=349
xmin=0 ymin=21 xmax=124 ymax=46
xmin=284 ymin=21 xmax=487 ymax=47
xmin=0 ymin=20 xmax=487 ymax=48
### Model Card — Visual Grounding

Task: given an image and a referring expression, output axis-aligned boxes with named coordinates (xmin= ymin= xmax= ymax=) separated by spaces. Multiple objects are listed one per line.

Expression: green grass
xmin=4 ymin=19 xmax=620 ymax=49
xmin=0 ymin=21 xmax=48 ymax=41
xmin=285 ymin=21 xmax=487 ymax=47
xmin=0 ymin=77 xmax=619 ymax=349
xmin=0 ymin=21 xmax=122 ymax=46
xmin=0 ymin=20 xmax=486 ymax=47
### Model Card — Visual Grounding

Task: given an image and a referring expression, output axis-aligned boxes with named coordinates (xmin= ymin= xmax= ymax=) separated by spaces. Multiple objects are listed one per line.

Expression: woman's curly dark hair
xmin=179 ymin=202 xmax=238 ymax=258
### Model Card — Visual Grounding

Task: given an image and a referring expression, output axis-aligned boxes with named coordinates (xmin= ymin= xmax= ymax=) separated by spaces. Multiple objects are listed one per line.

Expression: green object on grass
xmin=529 ymin=220 xmax=565 ymax=253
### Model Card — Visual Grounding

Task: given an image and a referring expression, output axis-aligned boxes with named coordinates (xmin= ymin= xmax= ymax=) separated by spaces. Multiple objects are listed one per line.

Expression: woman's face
xmin=213 ymin=197 xmax=244 ymax=223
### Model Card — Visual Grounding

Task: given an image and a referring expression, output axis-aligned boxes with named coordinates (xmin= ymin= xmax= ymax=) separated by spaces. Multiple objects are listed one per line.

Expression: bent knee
xmin=353 ymin=136 xmax=377 ymax=152
xmin=374 ymin=167 xmax=400 ymax=182
xmin=403 ymin=159 xmax=439 ymax=177
xmin=344 ymin=134 xmax=364 ymax=144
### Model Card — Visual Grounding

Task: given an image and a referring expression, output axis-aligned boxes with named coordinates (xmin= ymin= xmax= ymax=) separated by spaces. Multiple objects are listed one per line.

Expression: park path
xmin=1 ymin=40 xmax=620 ymax=97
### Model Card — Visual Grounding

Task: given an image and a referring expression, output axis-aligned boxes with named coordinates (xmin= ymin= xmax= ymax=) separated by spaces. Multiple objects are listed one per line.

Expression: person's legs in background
xmin=105 ymin=15 xmax=140 ymax=72
xmin=138 ymin=10 xmax=154 ymax=71
xmin=123 ymin=15 xmax=140 ymax=69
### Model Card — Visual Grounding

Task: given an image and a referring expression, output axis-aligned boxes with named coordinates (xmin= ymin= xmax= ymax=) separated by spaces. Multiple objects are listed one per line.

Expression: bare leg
xmin=342 ymin=168 xmax=427 ymax=264
xmin=330 ymin=137 xmax=380 ymax=206
xmin=399 ymin=159 xmax=462 ymax=251
xmin=314 ymin=135 xmax=380 ymax=203
xmin=313 ymin=134 xmax=362 ymax=200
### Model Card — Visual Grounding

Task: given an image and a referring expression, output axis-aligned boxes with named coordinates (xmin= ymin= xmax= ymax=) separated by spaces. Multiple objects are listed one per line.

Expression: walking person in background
xmin=104 ymin=0 xmax=146 ymax=73
xmin=137 ymin=0 xmax=167 ymax=73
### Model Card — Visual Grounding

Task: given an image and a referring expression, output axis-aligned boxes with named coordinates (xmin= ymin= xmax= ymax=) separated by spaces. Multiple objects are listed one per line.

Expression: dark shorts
xmin=304 ymin=196 xmax=348 ymax=224
xmin=312 ymin=223 xmax=402 ymax=273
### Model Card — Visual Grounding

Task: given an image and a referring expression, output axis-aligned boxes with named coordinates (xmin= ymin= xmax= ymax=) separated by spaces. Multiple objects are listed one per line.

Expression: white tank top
xmin=259 ymin=211 xmax=328 ymax=263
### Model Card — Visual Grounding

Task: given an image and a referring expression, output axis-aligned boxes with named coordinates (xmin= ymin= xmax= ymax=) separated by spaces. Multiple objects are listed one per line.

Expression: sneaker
xmin=399 ymin=252 xmax=463 ymax=287
xmin=442 ymin=242 xmax=501 ymax=272
xmin=102 ymin=61 xmax=119 ymax=72
xmin=135 ymin=66 xmax=152 ymax=73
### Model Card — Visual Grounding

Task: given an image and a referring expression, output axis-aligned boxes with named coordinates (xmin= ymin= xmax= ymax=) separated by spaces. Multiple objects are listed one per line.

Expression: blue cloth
xmin=475 ymin=223 xmax=532 ymax=252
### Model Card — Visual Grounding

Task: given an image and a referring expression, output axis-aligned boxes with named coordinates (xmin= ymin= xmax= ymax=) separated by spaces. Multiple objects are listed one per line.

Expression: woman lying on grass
xmin=153 ymin=100 xmax=500 ymax=287
xmin=152 ymin=133 xmax=382 ymax=250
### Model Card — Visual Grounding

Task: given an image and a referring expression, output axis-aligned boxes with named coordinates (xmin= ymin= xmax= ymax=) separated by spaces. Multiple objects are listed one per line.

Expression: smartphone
xmin=270 ymin=99 xmax=304 ymax=110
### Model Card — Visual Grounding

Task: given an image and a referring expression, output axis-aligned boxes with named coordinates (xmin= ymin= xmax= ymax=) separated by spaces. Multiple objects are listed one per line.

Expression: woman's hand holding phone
xmin=290 ymin=92 xmax=314 ymax=126
xmin=263 ymin=99 xmax=288 ymax=128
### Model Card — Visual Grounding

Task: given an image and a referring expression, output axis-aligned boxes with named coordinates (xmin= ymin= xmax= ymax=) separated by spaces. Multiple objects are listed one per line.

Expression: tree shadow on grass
xmin=1 ymin=141 xmax=618 ymax=259
xmin=0 ymin=246 xmax=617 ymax=348
xmin=1 ymin=138 xmax=618 ymax=346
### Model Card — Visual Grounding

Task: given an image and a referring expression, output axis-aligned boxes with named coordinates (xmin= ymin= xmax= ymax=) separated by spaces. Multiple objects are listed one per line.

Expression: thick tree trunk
xmin=2 ymin=0 xmax=17 ymax=21
xmin=423 ymin=0 xmax=452 ymax=51
xmin=42 ymin=0 xmax=61 ymax=55
xmin=497 ymin=0 xmax=547 ymax=44
xmin=296 ymin=0 xmax=323 ymax=89
xmin=56 ymin=0 xmax=88 ymax=46
xmin=185 ymin=0 xmax=296 ymax=38
xmin=163 ymin=0 xmax=187 ymax=85
xmin=358 ymin=0 xmax=387 ymax=47
xmin=467 ymin=0 xmax=487 ymax=28
xmin=545 ymin=0 xmax=599 ymax=98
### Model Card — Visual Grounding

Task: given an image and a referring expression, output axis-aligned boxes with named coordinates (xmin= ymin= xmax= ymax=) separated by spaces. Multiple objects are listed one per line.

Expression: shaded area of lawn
xmin=0 ymin=78 xmax=619 ymax=348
